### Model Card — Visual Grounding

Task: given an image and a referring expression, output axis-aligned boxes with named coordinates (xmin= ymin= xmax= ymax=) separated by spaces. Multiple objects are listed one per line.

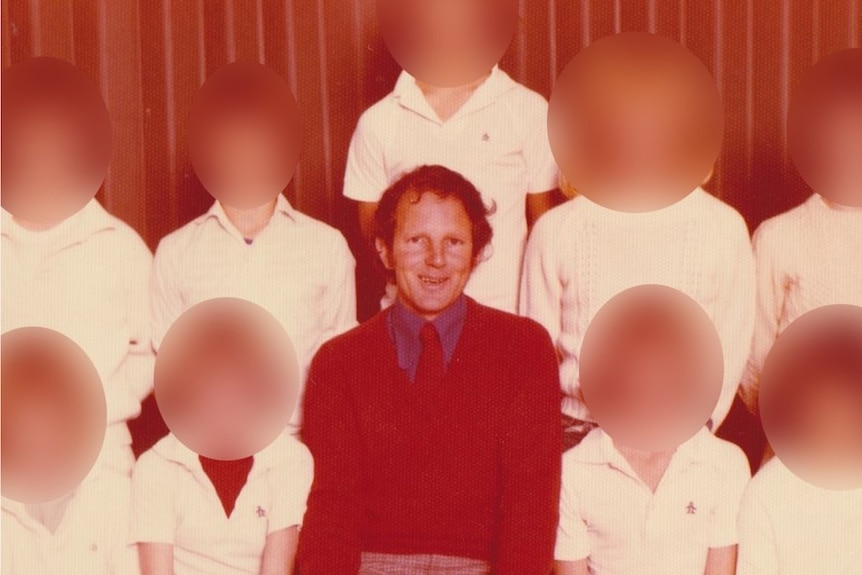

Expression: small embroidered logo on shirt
xmin=481 ymin=132 xmax=490 ymax=141
xmin=256 ymin=505 xmax=267 ymax=518
xmin=685 ymin=501 xmax=697 ymax=515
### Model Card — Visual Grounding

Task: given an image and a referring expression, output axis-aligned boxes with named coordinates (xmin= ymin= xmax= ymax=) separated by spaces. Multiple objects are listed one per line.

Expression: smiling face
xmin=378 ymin=191 xmax=474 ymax=321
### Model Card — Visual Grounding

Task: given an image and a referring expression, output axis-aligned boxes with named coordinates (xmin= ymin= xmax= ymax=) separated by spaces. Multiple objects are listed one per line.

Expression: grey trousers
xmin=358 ymin=552 xmax=491 ymax=575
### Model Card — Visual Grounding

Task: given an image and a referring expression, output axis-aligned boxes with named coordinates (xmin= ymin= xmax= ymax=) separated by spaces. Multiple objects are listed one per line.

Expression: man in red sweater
xmin=298 ymin=165 xmax=562 ymax=575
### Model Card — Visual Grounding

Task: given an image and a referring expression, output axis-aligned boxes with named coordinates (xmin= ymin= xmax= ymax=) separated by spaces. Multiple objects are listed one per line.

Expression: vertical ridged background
xmin=3 ymin=0 xmax=861 ymax=249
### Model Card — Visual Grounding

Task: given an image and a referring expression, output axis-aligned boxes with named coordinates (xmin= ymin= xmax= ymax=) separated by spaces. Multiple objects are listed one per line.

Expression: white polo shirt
xmin=520 ymin=189 xmax=756 ymax=429
xmin=130 ymin=431 xmax=313 ymax=575
xmin=741 ymin=193 xmax=862 ymax=402
xmin=1 ymin=200 xmax=154 ymax=473
xmin=1 ymin=458 xmax=139 ymax=575
xmin=343 ymin=65 xmax=559 ymax=313
xmin=737 ymin=457 xmax=862 ymax=575
xmin=555 ymin=427 xmax=751 ymax=575
xmin=149 ymin=194 xmax=357 ymax=428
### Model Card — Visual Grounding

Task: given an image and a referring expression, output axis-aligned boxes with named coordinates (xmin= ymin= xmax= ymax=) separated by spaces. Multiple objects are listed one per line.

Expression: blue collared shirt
xmin=387 ymin=295 xmax=468 ymax=383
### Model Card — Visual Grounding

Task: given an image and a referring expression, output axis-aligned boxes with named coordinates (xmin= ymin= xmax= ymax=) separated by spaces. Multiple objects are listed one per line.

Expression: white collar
xmin=153 ymin=430 xmax=294 ymax=478
xmin=391 ymin=64 xmax=514 ymax=124
xmin=1 ymin=199 xmax=117 ymax=247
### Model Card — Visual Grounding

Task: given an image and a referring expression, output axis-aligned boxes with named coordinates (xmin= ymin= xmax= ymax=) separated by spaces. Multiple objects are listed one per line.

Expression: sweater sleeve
xmin=296 ymin=342 xmax=364 ymax=575
xmin=739 ymin=222 xmax=787 ymax=412
xmin=495 ymin=321 xmax=563 ymax=575
xmin=709 ymin=213 xmax=756 ymax=430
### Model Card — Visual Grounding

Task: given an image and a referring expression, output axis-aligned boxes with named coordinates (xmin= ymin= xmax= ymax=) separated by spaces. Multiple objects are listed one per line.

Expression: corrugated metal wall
xmin=3 ymin=0 xmax=861 ymax=251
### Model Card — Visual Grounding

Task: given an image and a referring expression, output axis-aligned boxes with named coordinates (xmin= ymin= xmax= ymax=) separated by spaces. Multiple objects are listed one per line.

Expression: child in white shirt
xmin=554 ymin=287 xmax=750 ymax=575
xmin=2 ymin=457 xmax=140 ymax=575
xmin=738 ymin=322 xmax=862 ymax=575
xmin=521 ymin=186 xmax=755 ymax=444
xmin=131 ymin=431 xmax=313 ymax=575
xmin=345 ymin=5 xmax=560 ymax=314
xmin=1 ymin=57 xmax=154 ymax=476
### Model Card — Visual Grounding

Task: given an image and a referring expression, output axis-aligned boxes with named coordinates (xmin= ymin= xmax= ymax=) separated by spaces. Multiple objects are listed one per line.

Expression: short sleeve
xmin=736 ymin=481 xmax=779 ymax=575
xmin=554 ymin=458 xmax=591 ymax=562
xmin=521 ymin=94 xmax=559 ymax=194
xmin=709 ymin=446 xmax=752 ymax=548
xmin=129 ymin=450 xmax=177 ymax=545
xmin=267 ymin=442 xmax=314 ymax=533
xmin=343 ymin=108 xmax=390 ymax=203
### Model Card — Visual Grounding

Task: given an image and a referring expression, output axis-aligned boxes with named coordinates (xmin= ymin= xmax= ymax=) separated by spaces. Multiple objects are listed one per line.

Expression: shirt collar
xmin=388 ymin=294 xmax=468 ymax=374
xmin=392 ymin=64 xmax=513 ymax=124
xmin=1 ymin=199 xmax=117 ymax=246
xmin=155 ymin=431 xmax=291 ymax=477
xmin=201 ymin=194 xmax=298 ymax=237
xmin=0 ymin=440 xmax=109 ymax=518
xmin=571 ymin=426 xmax=712 ymax=467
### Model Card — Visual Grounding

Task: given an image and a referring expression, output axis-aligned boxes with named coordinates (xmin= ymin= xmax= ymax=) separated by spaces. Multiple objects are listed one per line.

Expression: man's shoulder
xmin=313 ymin=311 xmax=390 ymax=362
xmin=465 ymin=299 xmax=552 ymax=345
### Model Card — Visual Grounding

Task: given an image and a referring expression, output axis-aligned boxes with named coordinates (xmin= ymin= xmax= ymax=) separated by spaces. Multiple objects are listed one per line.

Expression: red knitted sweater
xmin=297 ymin=298 xmax=562 ymax=575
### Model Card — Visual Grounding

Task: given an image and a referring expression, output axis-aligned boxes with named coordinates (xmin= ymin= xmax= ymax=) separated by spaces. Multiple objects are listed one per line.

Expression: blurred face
xmin=1 ymin=328 xmax=107 ymax=504
xmin=816 ymin=101 xmax=862 ymax=205
xmin=377 ymin=0 xmax=518 ymax=87
xmin=195 ymin=113 xmax=288 ymax=205
xmin=1 ymin=57 xmax=112 ymax=226
xmin=181 ymin=347 xmax=278 ymax=458
xmin=547 ymin=32 xmax=723 ymax=213
xmin=797 ymin=378 xmax=862 ymax=470
xmin=154 ymin=298 xmax=298 ymax=461
xmin=379 ymin=192 xmax=474 ymax=320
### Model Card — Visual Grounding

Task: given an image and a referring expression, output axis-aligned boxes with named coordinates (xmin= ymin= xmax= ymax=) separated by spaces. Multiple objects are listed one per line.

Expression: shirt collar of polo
xmin=0 ymin=446 xmax=107 ymax=520
xmin=200 ymin=193 xmax=298 ymax=241
xmin=155 ymin=432 xmax=289 ymax=478
xmin=389 ymin=293 xmax=468 ymax=369
xmin=1 ymin=199 xmax=117 ymax=247
xmin=392 ymin=64 xmax=514 ymax=124
xmin=572 ymin=426 xmax=712 ymax=469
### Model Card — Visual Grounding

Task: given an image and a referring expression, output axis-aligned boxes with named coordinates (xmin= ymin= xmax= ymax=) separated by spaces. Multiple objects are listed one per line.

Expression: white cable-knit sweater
xmin=520 ymin=188 xmax=756 ymax=430
xmin=740 ymin=193 xmax=862 ymax=406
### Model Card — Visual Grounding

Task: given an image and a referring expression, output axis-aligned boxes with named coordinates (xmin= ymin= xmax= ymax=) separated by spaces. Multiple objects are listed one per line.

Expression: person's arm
xmin=343 ymin=108 xmax=389 ymax=248
xmin=519 ymin=213 xmax=565 ymax=368
xmin=138 ymin=543 xmax=174 ymax=575
xmin=131 ymin=452 xmax=177 ymax=575
xmin=704 ymin=545 xmax=737 ymax=575
xmin=526 ymin=189 xmax=566 ymax=230
xmin=736 ymin=486 xmax=778 ymax=575
xmin=296 ymin=344 xmax=364 ymax=575
xmin=739 ymin=223 xmax=787 ymax=414
xmin=267 ymin=440 xmax=314 ymax=575
xmin=495 ymin=322 xmax=562 ymax=575
xmin=320 ymin=232 xmax=358 ymax=341
xmin=710 ymin=214 xmax=756 ymax=430
xmin=554 ymin=559 xmax=590 ymax=575
xmin=707 ymin=447 xmax=751 ymax=573
xmin=149 ymin=238 xmax=185 ymax=353
xmin=522 ymin=91 xmax=562 ymax=232
xmin=259 ymin=526 xmax=299 ymax=575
